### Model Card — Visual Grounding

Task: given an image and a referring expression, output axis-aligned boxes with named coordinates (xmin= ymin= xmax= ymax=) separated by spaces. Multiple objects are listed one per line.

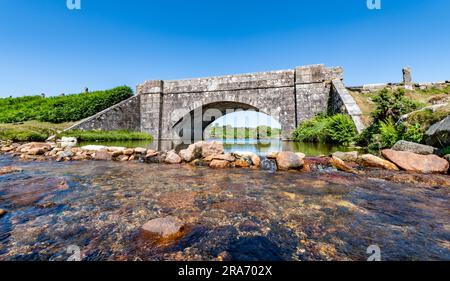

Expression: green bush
xmin=292 ymin=114 xmax=357 ymax=145
xmin=292 ymin=114 xmax=331 ymax=143
xmin=0 ymin=86 xmax=133 ymax=124
xmin=326 ymin=114 xmax=357 ymax=145
xmin=59 ymin=130 xmax=153 ymax=141
xmin=371 ymin=88 xmax=420 ymax=123
xmin=0 ymin=128 xmax=49 ymax=142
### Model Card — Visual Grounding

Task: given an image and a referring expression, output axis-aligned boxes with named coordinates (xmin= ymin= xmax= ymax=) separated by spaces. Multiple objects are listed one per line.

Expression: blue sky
xmin=0 ymin=0 xmax=450 ymax=98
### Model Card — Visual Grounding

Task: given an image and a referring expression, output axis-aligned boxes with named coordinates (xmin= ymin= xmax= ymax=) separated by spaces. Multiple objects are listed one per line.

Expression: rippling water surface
xmin=0 ymin=155 xmax=449 ymax=261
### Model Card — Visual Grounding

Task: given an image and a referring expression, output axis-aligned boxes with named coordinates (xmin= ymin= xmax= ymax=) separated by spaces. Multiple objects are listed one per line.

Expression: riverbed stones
xmin=179 ymin=144 xmax=202 ymax=162
xmin=0 ymin=209 xmax=6 ymax=218
xmin=93 ymin=151 xmax=112 ymax=161
xmin=210 ymin=159 xmax=230 ymax=169
xmin=204 ymin=153 xmax=235 ymax=162
xmin=117 ymin=155 xmax=129 ymax=162
xmin=165 ymin=150 xmax=182 ymax=164
xmin=425 ymin=116 xmax=450 ymax=147
xmin=391 ymin=140 xmax=436 ymax=155
xmin=276 ymin=151 xmax=304 ymax=170
xmin=330 ymin=156 xmax=358 ymax=174
xmin=382 ymin=149 xmax=449 ymax=174
xmin=134 ymin=147 xmax=147 ymax=154
xmin=332 ymin=151 xmax=358 ymax=162
xmin=197 ymin=141 xmax=224 ymax=158
xmin=58 ymin=137 xmax=77 ymax=149
xmin=57 ymin=150 xmax=74 ymax=159
xmin=141 ymin=216 xmax=185 ymax=238
xmin=234 ymin=151 xmax=263 ymax=167
xmin=267 ymin=151 xmax=278 ymax=159
xmin=123 ymin=148 xmax=135 ymax=155
xmin=1 ymin=146 xmax=15 ymax=153
xmin=81 ymin=145 xmax=107 ymax=152
xmin=0 ymin=166 xmax=23 ymax=175
xmin=17 ymin=142 xmax=52 ymax=155
xmin=358 ymin=154 xmax=399 ymax=171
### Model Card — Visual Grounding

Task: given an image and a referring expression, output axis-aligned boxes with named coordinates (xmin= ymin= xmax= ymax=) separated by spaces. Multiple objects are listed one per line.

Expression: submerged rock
xmin=141 ymin=216 xmax=185 ymax=238
xmin=0 ymin=209 xmax=6 ymax=217
xmin=382 ymin=149 xmax=449 ymax=174
xmin=276 ymin=151 xmax=303 ymax=170
xmin=165 ymin=150 xmax=182 ymax=164
xmin=391 ymin=140 xmax=437 ymax=155
xmin=0 ymin=166 xmax=23 ymax=175
xmin=358 ymin=154 xmax=399 ymax=171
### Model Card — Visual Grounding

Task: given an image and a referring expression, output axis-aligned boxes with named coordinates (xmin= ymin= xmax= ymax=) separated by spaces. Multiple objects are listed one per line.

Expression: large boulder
xmin=425 ymin=116 xmax=450 ymax=147
xmin=58 ymin=137 xmax=77 ymax=149
xmin=382 ymin=149 xmax=449 ymax=174
xmin=18 ymin=142 xmax=52 ymax=155
xmin=358 ymin=154 xmax=399 ymax=171
xmin=276 ymin=151 xmax=304 ymax=171
xmin=391 ymin=140 xmax=436 ymax=155
xmin=179 ymin=144 xmax=202 ymax=162
xmin=165 ymin=150 xmax=182 ymax=164
xmin=141 ymin=216 xmax=185 ymax=238
xmin=196 ymin=141 xmax=224 ymax=158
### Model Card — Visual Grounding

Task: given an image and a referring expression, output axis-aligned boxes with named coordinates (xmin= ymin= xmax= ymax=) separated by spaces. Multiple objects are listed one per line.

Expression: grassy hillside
xmin=0 ymin=86 xmax=133 ymax=124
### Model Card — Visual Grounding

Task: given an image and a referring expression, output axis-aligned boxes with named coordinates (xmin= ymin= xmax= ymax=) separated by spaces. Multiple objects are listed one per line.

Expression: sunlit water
xmin=0 ymin=154 xmax=449 ymax=261
xmin=78 ymin=139 xmax=358 ymax=156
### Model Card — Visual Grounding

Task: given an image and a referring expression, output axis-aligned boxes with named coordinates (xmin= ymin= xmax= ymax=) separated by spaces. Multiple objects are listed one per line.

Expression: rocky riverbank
xmin=0 ymin=139 xmax=449 ymax=182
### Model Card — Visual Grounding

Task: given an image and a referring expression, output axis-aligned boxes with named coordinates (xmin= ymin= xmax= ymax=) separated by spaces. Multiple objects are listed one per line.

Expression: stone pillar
xmin=403 ymin=67 xmax=413 ymax=90
xmin=137 ymin=80 xmax=164 ymax=140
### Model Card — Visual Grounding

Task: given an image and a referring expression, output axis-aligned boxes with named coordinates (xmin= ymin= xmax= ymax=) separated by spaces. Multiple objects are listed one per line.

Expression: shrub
xmin=0 ymin=86 xmax=133 ymax=124
xmin=326 ymin=114 xmax=357 ymax=145
xmin=292 ymin=114 xmax=357 ymax=145
xmin=371 ymin=88 xmax=419 ymax=123
xmin=292 ymin=114 xmax=331 ymax=143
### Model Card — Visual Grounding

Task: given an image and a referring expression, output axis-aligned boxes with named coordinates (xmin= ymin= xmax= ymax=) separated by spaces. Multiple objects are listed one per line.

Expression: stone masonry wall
xmin=66 ymin=95 xmax=141 ymax=132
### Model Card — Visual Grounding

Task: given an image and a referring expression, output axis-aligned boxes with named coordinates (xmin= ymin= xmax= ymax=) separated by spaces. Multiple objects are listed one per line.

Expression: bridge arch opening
xmin=171 ymin=101 xmax=282 ymax=142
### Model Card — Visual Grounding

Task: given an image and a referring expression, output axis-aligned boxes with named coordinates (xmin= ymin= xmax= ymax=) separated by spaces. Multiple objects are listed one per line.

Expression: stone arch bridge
xmin=68 ymin=64 xmax=364 ymax=141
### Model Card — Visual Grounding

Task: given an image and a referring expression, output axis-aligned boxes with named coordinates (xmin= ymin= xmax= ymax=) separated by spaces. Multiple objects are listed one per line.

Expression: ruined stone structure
xmin=68 ymin=64 xmax=364 ymax=140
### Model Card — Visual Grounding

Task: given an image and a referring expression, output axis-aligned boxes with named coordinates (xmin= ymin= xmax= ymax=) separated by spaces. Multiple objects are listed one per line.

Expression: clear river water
xmin=0 ymin=151 xmax=449 ymax=261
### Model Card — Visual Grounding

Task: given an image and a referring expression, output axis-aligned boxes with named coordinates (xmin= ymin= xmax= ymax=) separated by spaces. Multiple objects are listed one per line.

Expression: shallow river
xmin=0 ymin=155 xmax=449 ymax=261
xmin=79 ymin=139 xmax=357 ymax=156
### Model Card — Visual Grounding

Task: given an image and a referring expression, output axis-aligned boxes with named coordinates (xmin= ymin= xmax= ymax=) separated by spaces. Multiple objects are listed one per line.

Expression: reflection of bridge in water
xmin=68 ymin=64 xmax=364 ymax=144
